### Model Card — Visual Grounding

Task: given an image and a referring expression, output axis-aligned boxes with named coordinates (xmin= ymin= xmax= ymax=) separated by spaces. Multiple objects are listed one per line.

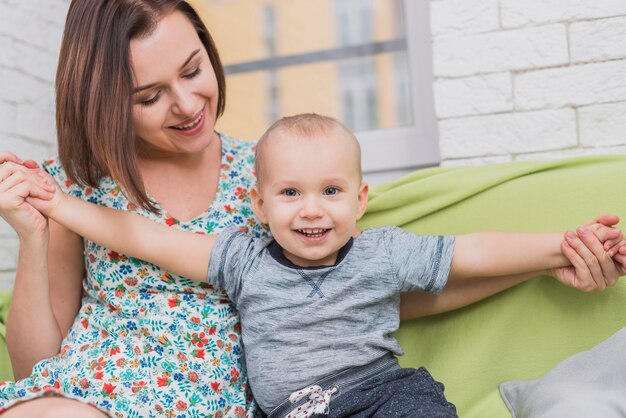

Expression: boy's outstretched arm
xmin=449 ymin=220 xmax=622 ymax=290
xmin=30 ymin=178 xmax=214 ymax=283
xmin=450 ymin=232 xmax=567 ymax=279
xmin=402 ymin=219 xmax=624 ymax=319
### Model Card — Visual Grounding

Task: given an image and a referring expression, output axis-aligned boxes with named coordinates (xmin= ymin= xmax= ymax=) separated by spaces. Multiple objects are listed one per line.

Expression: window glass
xmin=190 ymin=0 xmax=412 ymax=140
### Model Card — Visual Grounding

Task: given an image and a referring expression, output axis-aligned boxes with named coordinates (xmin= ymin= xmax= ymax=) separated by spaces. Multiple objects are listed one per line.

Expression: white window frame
xmin=358 ymin=0 xmax=439 ymax=183
xmin=222 ymin=0 xmax=439 ymax=183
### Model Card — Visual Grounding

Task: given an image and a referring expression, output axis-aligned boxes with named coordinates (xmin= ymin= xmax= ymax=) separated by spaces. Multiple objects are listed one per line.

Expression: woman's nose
xmin=171 ymin=84 xmax=196 ymax=116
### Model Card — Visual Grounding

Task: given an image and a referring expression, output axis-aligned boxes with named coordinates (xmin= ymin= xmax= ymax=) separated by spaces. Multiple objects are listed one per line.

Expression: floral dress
xmin=0 ymin=134 xmax=266 ymax=418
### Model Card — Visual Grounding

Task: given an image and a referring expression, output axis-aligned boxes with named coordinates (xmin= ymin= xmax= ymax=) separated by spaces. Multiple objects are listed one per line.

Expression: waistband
xmin=268 ymin=353 xmax=400 ymax=418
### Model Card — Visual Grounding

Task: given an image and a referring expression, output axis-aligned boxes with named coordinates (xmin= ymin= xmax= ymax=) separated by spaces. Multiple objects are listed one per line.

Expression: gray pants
xmin=319 ymin=367 xmax=457 ymax=418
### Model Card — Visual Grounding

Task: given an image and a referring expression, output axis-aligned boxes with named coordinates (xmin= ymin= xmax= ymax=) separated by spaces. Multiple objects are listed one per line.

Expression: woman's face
xmin=130 ymin=11 xmax=219 ymax=157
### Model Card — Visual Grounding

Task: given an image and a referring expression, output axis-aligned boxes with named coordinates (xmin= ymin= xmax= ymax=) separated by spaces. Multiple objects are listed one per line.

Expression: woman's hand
xmin=551 ymin=214 xmax=625 ymax=291
xmin=0 ymin=157 xmax=56 ymax=238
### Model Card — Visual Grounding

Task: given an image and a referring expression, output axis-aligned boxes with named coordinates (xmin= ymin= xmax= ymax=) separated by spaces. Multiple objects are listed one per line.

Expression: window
xmin=190 ymin=0 xmax=438 ymax=182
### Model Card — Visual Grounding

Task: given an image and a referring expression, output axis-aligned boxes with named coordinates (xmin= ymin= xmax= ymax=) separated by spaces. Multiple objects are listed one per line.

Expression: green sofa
xmin=1 ymin=156 xmax=625 ymax=417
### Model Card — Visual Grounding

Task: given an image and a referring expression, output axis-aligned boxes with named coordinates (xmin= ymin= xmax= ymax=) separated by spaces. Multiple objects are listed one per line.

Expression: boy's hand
xmin=24 ymin=168 xmax=63 ymax=217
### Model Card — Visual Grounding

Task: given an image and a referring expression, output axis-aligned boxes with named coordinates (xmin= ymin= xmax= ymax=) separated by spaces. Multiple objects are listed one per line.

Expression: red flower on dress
xmin=192 ymin=349 xmax=205 ymax=359
xmin=102 ymin=383 xmax=116 ymax=397
xmin=157 ymin=376 xmax=171 ymax=387
xmin=210 ymin=381 xmax=221 ymax=393
xmin=132 ymin=381 xmax=146 ymax=393
xmin=230 ymin=367 xmax=240 ymax=383
xmin=108 ymin=251 xmax=121 ymax=262
xmin=176 ymin=400 xmax=187 ymax=411
xmin=235 ymin=187 xmax=248 ymax=200
xmin=90 ymin=357 xmax=107 ymax=371
xmin=165 ymin=216 xmax=178 ymax=226
xmin=190 ymin=332 xmax=208 ymax=348
xmin=168 ymin=296 xmax=179 ymax=308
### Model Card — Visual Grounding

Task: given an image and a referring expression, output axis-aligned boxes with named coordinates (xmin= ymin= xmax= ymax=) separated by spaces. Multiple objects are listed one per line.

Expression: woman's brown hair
xmin=56 ymin=0 xmax=226 ymax=211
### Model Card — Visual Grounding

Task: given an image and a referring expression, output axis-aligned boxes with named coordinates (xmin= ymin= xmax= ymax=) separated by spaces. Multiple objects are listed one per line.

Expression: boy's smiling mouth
xmin=296 ymin=228 xmax=330 ymax=238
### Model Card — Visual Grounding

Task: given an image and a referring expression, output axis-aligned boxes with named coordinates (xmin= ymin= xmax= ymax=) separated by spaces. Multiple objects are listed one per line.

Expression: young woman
xmin=0 ymin=1 xmax=264 ymax=416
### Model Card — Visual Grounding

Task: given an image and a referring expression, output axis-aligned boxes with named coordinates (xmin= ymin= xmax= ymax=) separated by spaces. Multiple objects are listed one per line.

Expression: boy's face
xmin=251 ymin=132 xmax=368 ymax=267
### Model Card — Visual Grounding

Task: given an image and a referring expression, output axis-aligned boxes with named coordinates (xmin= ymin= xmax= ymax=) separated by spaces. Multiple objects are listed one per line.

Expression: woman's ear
xmin=250 ymin=186 xmax=269 ymax=225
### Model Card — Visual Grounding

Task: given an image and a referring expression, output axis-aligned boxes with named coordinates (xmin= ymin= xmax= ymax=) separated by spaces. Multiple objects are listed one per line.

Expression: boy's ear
xmin=356 ymin=182 xmax=369 ymax=220
xmin=250 ymin=186 xmax=269 ymax=225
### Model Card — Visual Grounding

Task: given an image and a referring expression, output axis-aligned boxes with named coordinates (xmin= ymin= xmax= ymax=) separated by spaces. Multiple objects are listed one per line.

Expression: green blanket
xmin=0 ymin=156 xmax=624 ymax=416
xmin=0 ymin=290 xmax=12 ymax=381
xmin=359 ymin=155 xmax=626 ymax=417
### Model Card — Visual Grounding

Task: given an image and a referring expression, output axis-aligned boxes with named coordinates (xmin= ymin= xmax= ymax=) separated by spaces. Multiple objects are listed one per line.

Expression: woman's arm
xmin=400 ymin=272 xmax=535 ymax=320
xmin=7 ymin=221 xmax=84 ymax=379
xmin=0 ymin=158 xmax=84 ymax=378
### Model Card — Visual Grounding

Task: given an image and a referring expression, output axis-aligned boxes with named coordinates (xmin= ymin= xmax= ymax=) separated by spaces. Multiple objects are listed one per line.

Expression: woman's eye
xmin=139 ymin=92 xmax=161 ymax=107
xmin=324 ymin=187 xmax=339 ymax=195
xmin=183 ymin=65 xmax=202 ymax=79
xmin=282 ymin=189 xmax=298 ymax=197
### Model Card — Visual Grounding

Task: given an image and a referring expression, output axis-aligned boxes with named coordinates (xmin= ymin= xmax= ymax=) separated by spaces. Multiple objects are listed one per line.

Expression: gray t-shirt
xmin=208 ymin=226 xmax=455 ymax=413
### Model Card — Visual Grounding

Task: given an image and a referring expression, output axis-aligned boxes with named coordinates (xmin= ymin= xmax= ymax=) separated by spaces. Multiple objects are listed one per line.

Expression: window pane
xmin=190 ymin=0 xmax=413 ymax=140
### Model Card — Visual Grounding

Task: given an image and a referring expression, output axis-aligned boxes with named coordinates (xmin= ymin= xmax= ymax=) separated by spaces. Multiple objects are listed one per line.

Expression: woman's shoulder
xmin=219 ymin=132 xmax=256 ymax=163
xmin=42 ymin=156 xmax=125 ymax=205
xmin=218 ymin=132 xmax=257 ymax=182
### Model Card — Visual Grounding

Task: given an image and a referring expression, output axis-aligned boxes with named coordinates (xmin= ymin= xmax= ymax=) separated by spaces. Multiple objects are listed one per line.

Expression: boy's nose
xmin=299 ymin=197 xmax=324 ymax=218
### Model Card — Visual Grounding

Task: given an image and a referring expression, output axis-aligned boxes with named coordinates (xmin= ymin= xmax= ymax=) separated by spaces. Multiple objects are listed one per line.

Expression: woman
xmin=0 ymin=1 xmax=263 ymax=416
xmin=0 ymin=0 xmax=621 ymax=417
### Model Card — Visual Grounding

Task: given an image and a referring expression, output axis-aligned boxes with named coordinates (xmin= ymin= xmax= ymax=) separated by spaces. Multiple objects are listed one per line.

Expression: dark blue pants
xmin=319 ymin=367 xmax=458 ymax=418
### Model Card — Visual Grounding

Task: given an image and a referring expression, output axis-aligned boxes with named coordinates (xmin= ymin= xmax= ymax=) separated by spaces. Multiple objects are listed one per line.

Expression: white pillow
xmin=499 ymin=327 xmax=626 ymax=418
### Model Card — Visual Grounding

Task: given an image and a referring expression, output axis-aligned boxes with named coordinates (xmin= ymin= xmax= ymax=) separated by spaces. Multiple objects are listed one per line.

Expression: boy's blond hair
xmin=254 ymin=113 xmax=362 ymax=185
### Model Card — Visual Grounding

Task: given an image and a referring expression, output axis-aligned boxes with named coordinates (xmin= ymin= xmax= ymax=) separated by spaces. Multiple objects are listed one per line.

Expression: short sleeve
xmin=208 ymin=227 xmax=264 ymax=303
xmin=383 ymin=226 xmax=454 ymax=294
xmin=42 ymin=157 xmax=85 ymax=198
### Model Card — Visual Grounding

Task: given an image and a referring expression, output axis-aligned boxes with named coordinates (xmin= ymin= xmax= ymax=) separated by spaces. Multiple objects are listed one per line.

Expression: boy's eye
xmin=282 ymin=188 xmax=299 ymax=197
xmin=323 ymin=187 xmax=340 ymax=195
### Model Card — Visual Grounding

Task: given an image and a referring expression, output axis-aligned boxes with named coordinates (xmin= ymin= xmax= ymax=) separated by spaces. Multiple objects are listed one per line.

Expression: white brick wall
xmin=432 ymin=0 xmax=626 ymax=166
xmin=0 ymin=0 xmax=69 ymax=290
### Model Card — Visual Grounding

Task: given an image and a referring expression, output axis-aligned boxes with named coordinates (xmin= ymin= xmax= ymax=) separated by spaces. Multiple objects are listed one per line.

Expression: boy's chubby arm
xmin=448 ymin=218 xmax=624 ymax=289
xmin=401 ymin=217 xmax=625 ymax=319
xmin=29 ymin=173 xmax=214 ymax=283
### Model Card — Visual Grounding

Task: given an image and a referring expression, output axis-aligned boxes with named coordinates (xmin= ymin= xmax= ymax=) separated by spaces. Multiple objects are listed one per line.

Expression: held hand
xmin=551 ymin=214 xmax=624 ymax=291
xmin=0 ymin=160 xmax=56 ymax=237
xmin=24 ymin=169 xmax=63 ymax=217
